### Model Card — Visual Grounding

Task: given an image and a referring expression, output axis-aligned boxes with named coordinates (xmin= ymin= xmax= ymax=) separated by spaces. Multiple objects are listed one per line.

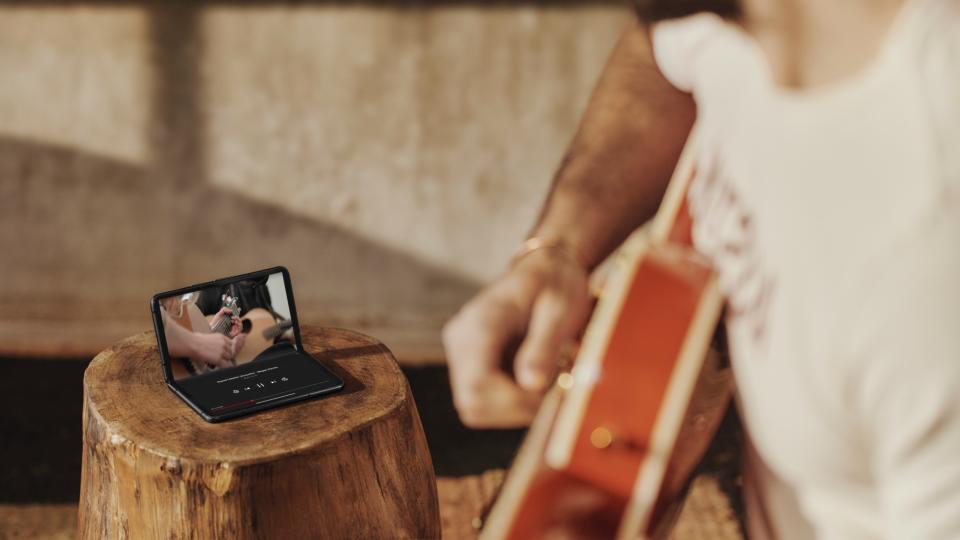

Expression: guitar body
xmin=233 ymin=307 xmax=284 ymax=364
xmin=482 ymin=129 xmax=732 ymax=539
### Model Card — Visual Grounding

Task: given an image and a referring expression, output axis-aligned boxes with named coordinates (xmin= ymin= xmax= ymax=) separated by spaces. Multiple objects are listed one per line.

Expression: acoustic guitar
xmin=232 ymin=307 xmax=294 ymax=364
xmin=481 ymin=130 xmax=733 ymax=539
xmin=168 ymin=296 xmax=294 ymax=379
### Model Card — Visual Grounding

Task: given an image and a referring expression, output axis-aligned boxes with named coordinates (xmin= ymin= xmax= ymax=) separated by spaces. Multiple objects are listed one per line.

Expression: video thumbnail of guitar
xmin=157 ymin=271 xmax=295 ymax=380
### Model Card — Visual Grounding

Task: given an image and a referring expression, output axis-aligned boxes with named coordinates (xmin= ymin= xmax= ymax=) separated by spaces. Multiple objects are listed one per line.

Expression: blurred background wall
xmin=0 ymin=1 xmax=629 ymax=362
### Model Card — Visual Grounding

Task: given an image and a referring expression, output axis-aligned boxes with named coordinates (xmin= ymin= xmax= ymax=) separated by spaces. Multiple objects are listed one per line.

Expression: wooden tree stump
xmin=78 ymin=326 xmax=440 ymax=539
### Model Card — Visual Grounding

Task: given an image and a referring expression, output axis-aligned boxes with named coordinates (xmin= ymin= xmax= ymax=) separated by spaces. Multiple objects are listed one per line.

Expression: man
xmin=443 ymin=0 xmax=960 ymax=537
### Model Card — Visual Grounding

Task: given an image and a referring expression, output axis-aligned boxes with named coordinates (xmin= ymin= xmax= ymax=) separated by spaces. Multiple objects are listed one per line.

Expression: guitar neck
xmin=648 ymin=126 xmax=700 ymax=246
xmin=211 ymin=314 xmax=233 ymax=335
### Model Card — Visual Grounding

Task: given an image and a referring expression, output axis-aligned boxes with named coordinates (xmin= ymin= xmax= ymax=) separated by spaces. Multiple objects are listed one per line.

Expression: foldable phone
xmin=151 ymin=266 xmax=343 ymax=422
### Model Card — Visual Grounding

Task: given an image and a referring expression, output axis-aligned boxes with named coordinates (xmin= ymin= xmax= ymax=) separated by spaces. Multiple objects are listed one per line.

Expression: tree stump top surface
xmin=83 ymin=326 xmax=409 ymax=465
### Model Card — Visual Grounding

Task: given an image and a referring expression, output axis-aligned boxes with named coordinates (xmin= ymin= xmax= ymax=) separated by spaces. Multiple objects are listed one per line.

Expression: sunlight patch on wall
xmin=0 ymin=7 xmax=150 ymax=165
xmin=201 ymin=5 xmax=626 ymax=282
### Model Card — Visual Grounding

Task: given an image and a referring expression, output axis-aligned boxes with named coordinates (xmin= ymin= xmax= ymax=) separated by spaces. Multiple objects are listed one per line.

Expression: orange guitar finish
xmin=567 ymin=249 xmax=714 ymax=498
xmin=567 ymin=249 xmax=713 ymax=533
xmin=499 ymin=230 xmax=721 ymax=540
xmin=482 ymin=131 xmax=730 ymax=540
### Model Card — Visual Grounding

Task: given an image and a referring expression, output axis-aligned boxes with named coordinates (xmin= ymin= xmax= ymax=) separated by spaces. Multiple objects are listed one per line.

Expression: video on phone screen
xmin=158 ymin=271 xmax=296 ymax=380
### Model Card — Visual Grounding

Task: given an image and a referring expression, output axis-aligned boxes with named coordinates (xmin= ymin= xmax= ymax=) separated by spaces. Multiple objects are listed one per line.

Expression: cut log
xmin=78 ymin=326 xmax=440 ymax=539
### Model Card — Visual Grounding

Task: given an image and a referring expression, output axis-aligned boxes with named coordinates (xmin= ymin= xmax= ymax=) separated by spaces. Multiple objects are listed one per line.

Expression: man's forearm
xmin=161 ymin=310 xmax=194 ymax=358
xmin=531 ymin=19 xmax=696 ymax=269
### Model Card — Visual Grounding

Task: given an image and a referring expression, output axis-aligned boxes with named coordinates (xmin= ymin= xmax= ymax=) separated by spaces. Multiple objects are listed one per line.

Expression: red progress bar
xmin=211 ymin=399 xmax=256 ymax=412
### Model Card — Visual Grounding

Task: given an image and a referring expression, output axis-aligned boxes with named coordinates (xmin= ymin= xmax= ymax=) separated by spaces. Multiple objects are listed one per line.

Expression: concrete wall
xmin=0 ymin=2 xmax=628 ymax=361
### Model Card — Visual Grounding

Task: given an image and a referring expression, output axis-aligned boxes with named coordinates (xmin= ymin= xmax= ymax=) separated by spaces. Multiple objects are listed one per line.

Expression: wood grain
xmin=78 ymin=326 xmax=440 ymax=539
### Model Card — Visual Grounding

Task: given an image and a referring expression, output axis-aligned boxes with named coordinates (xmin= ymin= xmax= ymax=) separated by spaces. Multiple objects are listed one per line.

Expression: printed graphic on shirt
xmin=688 ymin=153 xmax=775 ymax=347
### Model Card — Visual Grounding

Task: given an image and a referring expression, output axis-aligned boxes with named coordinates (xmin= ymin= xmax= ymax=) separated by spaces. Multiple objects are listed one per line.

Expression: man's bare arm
xmin=443 ymin=20 xmax=695 ymax=428
xmin=532 ymin=18 xmax=696 ymax=269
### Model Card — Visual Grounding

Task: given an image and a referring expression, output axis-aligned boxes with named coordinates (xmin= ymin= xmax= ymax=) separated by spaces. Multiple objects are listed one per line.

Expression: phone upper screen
xmin=156 ymin=269 xmax=298 ymax=383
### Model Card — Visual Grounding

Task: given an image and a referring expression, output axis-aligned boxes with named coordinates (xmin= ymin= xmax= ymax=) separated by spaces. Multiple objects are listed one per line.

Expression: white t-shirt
xmin=652 ymin=1 xmax=960 ymax=538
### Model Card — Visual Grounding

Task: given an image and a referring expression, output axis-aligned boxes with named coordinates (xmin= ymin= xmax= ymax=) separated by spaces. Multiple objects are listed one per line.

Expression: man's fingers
xmin=514 ymin=290 xmax=587 ymax=391
xmin=444 ymin=295 xmax=542 ymax=428
xmin=453 ymin=372 xmax=541 ymax=428
xmin=444 ymin=296 xmax=526 ymax=392
xmin=218 ymin=335 xmax=233 ymax=364
xmin=443 ymin=264 xmax=588 ymax=427
xmin=233 ymin=334 xmax=246 ymax=355
xmin=219 ymin=350 xmax=231 ymax=365
xmin=514 ymin=293 xmax=567 ymax=390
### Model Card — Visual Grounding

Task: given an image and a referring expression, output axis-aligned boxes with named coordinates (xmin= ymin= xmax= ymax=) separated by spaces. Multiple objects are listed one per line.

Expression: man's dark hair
xmin=633 ymin=0 xmax=741 ymax=22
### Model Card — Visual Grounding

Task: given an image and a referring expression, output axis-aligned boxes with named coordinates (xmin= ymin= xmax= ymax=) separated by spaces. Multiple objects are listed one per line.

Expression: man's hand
xmin=230 ymin=333 xmax=247 ymax=358
xmin=211 ymin=307 xmax=243 ymax=337
xmin=443 ymin=248 xmax=591 ymax=428
xmin=191 ymin=333 xmax=236 ymax=369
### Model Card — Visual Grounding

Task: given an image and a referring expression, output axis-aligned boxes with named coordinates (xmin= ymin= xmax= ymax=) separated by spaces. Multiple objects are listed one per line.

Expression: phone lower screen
xmin=155 ymin=269 xmax=340 ymax=417
xmin=177 ymin=350 xmax=340 ymax=414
